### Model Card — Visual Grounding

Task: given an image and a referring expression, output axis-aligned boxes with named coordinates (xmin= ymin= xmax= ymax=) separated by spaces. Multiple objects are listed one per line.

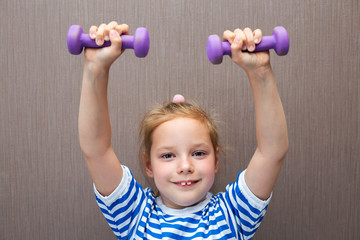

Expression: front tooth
xmin=181 ymin=182 xmax=186 ymax=186
xmin=187 ymin=182 xmax=191 ymax=185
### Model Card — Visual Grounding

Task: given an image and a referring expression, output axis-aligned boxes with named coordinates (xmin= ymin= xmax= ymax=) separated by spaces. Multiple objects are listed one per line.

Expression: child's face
xmin=145 ymin=117 xmax=219 ymax=209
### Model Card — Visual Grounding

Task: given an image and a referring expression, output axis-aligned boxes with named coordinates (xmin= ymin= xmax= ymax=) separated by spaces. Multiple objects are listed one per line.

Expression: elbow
xmin=260 ymin=138 xmax=289 ymax=164
xmin=79 ymin=138 xmax=92 ymax=158
xmin=79 ymin=138 xmax=112 ymax=161
xmin=276 ymin=130 xmax=289 ymax=161
xmin=80 ymin=146 xmax=112 ymax=162
xmin=79 ymin=142 xmax=95 ymax=160
xmin=278 ymin=137 xmax=289 ymax=162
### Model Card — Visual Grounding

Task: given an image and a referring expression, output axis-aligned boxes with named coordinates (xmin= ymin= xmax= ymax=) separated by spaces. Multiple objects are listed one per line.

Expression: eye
xmin=161 ymin=153 xmax=174 ymax=159
xmin=193 ymin=151 xmax=206 ymax=157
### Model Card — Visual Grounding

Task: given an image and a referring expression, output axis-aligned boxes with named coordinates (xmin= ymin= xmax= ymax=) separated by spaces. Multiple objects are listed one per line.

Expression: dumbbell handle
xmin=220 ymin=35 xmax=281 ymax=55
xmin=76 ymin=33 xmax=135 ymax=49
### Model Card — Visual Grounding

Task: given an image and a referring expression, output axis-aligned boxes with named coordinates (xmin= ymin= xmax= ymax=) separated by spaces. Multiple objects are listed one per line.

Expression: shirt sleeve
xmin=223 ymin=169 xmax=272 ymax=239
xmin=93 ymin=165 xmax=151 ymax=239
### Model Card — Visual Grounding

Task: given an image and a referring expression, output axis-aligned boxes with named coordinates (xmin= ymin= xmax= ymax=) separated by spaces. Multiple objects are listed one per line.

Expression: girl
xmin=78 ymin=22 xmax=288 ymax=239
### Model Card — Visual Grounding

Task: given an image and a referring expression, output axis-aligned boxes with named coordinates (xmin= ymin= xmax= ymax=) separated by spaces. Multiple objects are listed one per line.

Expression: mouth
xmin=174 ymin=180 xmax=200 ymax=187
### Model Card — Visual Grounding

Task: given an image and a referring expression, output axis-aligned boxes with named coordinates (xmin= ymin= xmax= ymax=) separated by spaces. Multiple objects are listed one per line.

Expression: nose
xmin=177 ymin=155 xmax=194 ymax=174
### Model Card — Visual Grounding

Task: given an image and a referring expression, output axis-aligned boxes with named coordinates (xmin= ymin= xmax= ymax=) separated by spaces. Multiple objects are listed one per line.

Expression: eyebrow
xmin=191 ymin=143 xmax=211 ymax=149
xmin=155 ymin=143 xmax=211 ymax=152
xmin=155 ymin=146 xmax=175 ymax=152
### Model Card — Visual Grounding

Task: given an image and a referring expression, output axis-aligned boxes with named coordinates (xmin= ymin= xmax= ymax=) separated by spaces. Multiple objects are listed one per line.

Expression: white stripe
xmin=94 ymin=166 xmax=269 ymax=240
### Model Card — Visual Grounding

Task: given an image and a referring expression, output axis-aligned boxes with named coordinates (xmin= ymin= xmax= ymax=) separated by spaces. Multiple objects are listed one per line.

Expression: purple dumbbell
xmin=207 ymin=26 xmax=289 ymax=64
xmin=67 ymin=25 xmax=150 ymax=57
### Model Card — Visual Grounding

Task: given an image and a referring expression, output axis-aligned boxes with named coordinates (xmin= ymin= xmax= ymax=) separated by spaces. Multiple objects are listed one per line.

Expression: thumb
xmin=109 ymin=30 xmax=123 ymax=52
xmin=230 ymin=37 xmax=245 ymax=62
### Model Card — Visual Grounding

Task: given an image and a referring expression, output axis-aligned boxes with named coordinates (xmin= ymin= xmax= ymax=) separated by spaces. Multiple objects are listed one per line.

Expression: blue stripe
xmin=225 ymin=181 xmax=263 ymax=221
xmin=151 ymin=227 xmax=234 ymax=239
xmin=109 ymin=177 xmax=137 ymax=210
xmin=95 ymin=166 xmax=269 ymax=239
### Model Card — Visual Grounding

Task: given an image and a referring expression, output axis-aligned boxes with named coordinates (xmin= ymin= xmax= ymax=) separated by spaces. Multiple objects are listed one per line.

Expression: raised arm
xmin=78 ymin=22 xmax=129 ymax=196
xmin=224 ymin=28 xmax=289 ymax=200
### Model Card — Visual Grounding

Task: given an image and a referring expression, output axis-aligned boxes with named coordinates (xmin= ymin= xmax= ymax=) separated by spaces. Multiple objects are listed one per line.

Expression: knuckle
xmin=244 ymin=27 xmax=252 ymax=32
xmin=98 ymin=24 xmax=106 ymax=31
xmin=116 ymin=24 xmax=128 ymax=34
xmin=234 ymin=28 xmax=241 ymax=34
xmin=96 ymin=31 xmax=103 ymax=38
xmin=255 ymin=29 xmax=262 ymax=36
xmin=222 ymin=30 xmax=232 ymax=39
xmin=223 ymin=30 xmax=231 ymax=35
xmin=89 ymin=26 xmax=97 ymax=36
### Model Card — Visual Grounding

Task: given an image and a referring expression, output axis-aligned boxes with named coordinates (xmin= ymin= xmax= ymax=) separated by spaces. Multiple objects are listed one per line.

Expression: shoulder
xmin=216 ymin=170 xmax=271 ymax=212
xmin=94 ymin=165 xmax=155 ymax=207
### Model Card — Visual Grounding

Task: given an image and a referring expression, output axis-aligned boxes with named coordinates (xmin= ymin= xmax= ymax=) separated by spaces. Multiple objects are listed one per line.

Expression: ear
xmin=214 ymin=146 xmax=220 ymax=173
xmin=143 ymin=152 xmax=154 ymax=178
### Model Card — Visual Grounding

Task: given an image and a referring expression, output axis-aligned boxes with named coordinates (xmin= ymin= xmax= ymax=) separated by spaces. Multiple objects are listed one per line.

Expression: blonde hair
xmin=139 ymin=100 xmax=220 ymax=169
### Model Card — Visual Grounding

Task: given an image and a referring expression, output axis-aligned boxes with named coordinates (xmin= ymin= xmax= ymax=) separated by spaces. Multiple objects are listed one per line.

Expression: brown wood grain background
xmin=1 ymin=0 xmax=359 ymax=239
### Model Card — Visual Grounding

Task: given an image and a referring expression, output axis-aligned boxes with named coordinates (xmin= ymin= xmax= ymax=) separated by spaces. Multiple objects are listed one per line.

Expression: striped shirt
xmin=94 ymin=165 xmax=271 ymax=239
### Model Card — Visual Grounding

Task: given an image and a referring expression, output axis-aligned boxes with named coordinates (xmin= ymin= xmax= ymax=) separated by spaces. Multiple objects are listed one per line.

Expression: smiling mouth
xmin=175 ymin=180 xmax=200 ymax=187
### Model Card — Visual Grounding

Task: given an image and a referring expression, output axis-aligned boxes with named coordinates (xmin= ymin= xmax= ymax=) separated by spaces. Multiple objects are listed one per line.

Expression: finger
xmin=222 ymin=30 xmax=236 ymax=44
xmin=96 ymin=23 xmax=107 ymax=46
xmin=243 ymin=27 xmax=255 ymax=52
xmin=233 ymin=28 xmax=246 ymax=50
xmin=253 ymin=29 xmax=262 ymax=44
xmin=104 ymin=21 xmax=119 ymax=41
xmin=115 ymin=24 xmax=130 ymax=35
xmin=89 ymin=26 xmax=98 ymax=39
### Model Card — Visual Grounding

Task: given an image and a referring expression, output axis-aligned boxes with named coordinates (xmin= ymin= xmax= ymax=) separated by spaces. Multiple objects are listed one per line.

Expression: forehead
xmin=152 ymin=117 xmax=210 ymax=144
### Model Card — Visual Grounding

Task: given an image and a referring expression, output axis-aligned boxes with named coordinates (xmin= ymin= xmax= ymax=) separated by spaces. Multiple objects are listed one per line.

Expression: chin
xmin=175 ymin=195 xmax=206 ymax=208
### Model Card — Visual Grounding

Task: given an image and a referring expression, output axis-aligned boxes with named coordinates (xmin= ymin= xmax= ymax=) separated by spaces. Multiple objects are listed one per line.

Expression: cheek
xmin=198 ymin=160 xmax=218 ymax=177
xmin=151 ymin=161 xmax=171 ymax=179
xmin=152 ymin=165 xmax=172 ymax=190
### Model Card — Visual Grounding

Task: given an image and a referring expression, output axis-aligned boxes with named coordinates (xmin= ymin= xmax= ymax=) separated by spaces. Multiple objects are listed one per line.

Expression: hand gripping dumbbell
xmin=207 ymin=26 xmax=289 ymax=64
xmin=67 ymin=25 xmax=150 ymax=57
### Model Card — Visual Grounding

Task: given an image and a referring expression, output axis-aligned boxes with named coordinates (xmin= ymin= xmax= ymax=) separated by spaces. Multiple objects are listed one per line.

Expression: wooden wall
xmin=1 ymin=0 xmax=359 ymax=239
